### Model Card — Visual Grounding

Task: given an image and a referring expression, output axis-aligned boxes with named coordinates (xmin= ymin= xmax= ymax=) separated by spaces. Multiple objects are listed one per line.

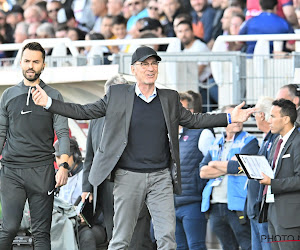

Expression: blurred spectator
xmin=246 ymin=0 xmax=298 ymax=27
xmin=173 ymin=13 xmax=193 ymax=34
xmin=139 ymin=17 xmax=168 ymax=51
xmin=175 ymin=92 xmax=212 ymax=250
xmin=187 ymin=89 xmax=203 ymax=113
xmin=35 ymin=1 xmax=49 ymax=23
xmin=55 ymin=137 xmax=107 ymax=250
xmin=73 ymin=0 xmax=95 ymax=31
xmin=100 ymin=15 xmax=113 ymax=39
xmin=24 ymin=4 xmax=43 ymax=24
xmin=161 ymin=0 xmax=184 ymax=37
xmin=28 ymin=21 xmax=40 ymax=39
xmin=207 ymin=0 xmax=228 ymax=49
xmin=276 ymin=84 xmax=300 ymax=127
xmin=14 ymin=21 xmax=28 ymax=43
xmin=147 ymin=0 xmax=160 ymax=20
xmin=127 ymin=0 xmax=149 ymax=32
xmin=296 ymin=6 xmax=300 ymax=28
xmin=36 ymin=22 xmax=55 ymax=39
xmin=67 ymin=27 xmax=87 ymax=41
xmin=190 ymin=0 xmax=216 ymax=43
xmin=139 ymin=32 xmax=160 ymax=51
xmin=228 ymin=12 xmax=245 ymax=51
xmin=229 ymin=12 xmax=245 ymax=35
xmin=122 ymin=0 xmax=132 ymax=19
xmin=247 ymin=96 xmax=275 ymax=250
xmin=239 ymin=0 xmax=294 ymax=54
xmin=0 ymin=0 xmax=13 ymax=12
xmin=57 ymin=7 xmax=90 ymax=32
xmin=36 ymin=23 xmax=55 ymax=55
xmin=46 ymin=0 xmax=62 ymax=28
xmin=6 ymin=5 xmax=24 ymax=31
xmin=55 ymin=23 xmax=68 ymax=38
xmin=0 ymin=10 xmax=14 ymax=43
xmin=139 ymin=17 xmax=164 ymax=38
xmin=84 ymin=31 xmax=105 ymax=56
xmin=67 ymin=27 xmax=87 ymax=54
xmin=221 ymin=6 xmax=243 ymax=35
xmin=107 ymin=0 xmax=123 ymax=16
xmin=128 ymin=17 xmax=145 ymax=39
xmin=0 ymin=33 xmax=6 ymax=59
xmin=200 ymin=105 xmax=258 ymax=250
xmin=22 ymin=0 xmax=41 ymax=10
xmin=110 ymin=15 xmax=131 ymax=53
xmin=294 ymin=0 xmax=300 ymax=8
xmin=91 ymin=0 xmax=108 ymax=32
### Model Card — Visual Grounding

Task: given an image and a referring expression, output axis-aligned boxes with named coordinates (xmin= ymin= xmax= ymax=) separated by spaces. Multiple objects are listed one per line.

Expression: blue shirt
xmin=239 ymin=12 xmax=294 ymax=54
xmin=127 ymin=8 xmax=149 ymax=31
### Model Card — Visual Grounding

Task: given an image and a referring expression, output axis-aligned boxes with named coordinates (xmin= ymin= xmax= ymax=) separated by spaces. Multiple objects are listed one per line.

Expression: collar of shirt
xmin=135 ymin=84 xmax=157 ymax=103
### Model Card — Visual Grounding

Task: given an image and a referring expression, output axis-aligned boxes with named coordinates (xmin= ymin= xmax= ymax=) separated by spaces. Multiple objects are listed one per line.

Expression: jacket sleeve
xmin=0 ymin=90 xmax=8 ymax=155
xmin=53 ymin=92 xmax=70 ymax=156
xmin=177 ymin=93 xmax=228 ymax=129
xmin=82 ymin=120 xmax=95 ymax=193
xmin=49 ymin=90 xmax=109 ymax=120
xmin=200 ymin=150 xmax=212 ymax=169
xmin=227 ymin=138 xmax=259 ymax=174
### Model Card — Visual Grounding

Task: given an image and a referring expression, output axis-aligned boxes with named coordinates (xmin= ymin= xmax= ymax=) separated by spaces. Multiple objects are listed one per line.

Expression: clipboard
xmin=235 ymin=154 xmax=274 ymax=180
xmin=78 ymin=193 xmax=94 ymax=228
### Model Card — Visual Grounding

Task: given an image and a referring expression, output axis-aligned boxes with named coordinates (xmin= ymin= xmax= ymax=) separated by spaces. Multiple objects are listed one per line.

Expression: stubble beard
xmin=22 ymin=69 xmax=42 ymax=82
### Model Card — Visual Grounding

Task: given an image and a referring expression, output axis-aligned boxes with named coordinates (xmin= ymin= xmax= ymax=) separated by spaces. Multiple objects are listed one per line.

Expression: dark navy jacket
xmin=174 ymin=127 xmax=208 ymax=207
xmin=246 ymin=131 xmax=278 ymax=219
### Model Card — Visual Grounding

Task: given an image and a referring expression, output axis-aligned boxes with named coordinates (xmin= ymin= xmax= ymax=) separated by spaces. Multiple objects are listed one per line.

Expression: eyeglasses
xmin=135 ymin=61 xmax=159 ymax=69
xmin=128 ymin=1 xmax=141 ymax=6
xmin=48 ymin=8 xmax=60 ymax=13
xmin=148 ymin=6 xmax=158 ymax=11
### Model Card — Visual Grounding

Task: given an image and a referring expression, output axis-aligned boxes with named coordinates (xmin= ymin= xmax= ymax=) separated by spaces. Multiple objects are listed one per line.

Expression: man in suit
xmin=83 ymin=74 xmax=153 ymax=249
xmin=247 ymin=96 xmax=277 ymax=250
xmin=260 ymin=99 xmax=300 ymax=250
xmin=31 ymin=46 xmax=254 ymax=250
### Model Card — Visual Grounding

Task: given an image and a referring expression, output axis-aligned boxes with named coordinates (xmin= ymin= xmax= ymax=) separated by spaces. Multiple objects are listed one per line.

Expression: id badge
xmin=266 ymin=185 xmax=274 ymax=203
xmin=211 ymin=177 xmax=223 ymax=187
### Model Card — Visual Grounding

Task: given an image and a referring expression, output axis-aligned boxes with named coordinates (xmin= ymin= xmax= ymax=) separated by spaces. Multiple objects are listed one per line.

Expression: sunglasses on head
xmin=128 ymin=1 xmax=141 ymax=6
xmin=48 ymin=8 xmax=60 ymax=13
xmin=148 ymin=6 xmax=158 ymax=11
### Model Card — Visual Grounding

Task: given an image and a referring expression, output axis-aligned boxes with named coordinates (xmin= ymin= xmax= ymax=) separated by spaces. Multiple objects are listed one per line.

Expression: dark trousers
xmin=96 ymin=180 xmax=153 ymax=249
xmin=209 ymin=203 xmax=251 ymax=250
xmin=78 ymin=224 xmax=107 ymax=250
xmin=175 ymin=202 xmax=207 ymax=250
xmin=0 ymin=164 xmax=55 ymax=250
xmin=268 ymin=203 xmax=300 ymax=250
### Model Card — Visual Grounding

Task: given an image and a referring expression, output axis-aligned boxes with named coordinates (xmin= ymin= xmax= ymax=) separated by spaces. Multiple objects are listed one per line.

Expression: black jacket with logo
xmin=0 ymin=80 xmax=69 ymax=168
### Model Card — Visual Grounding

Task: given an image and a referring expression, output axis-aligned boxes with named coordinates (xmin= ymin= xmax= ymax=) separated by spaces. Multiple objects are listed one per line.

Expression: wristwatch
xmin=59 ymin=162 xmax=70 ymax=170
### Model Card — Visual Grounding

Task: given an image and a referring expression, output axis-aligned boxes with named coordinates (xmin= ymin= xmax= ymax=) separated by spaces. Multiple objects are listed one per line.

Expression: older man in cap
xmin=31 ymin=46 xmax=254 ymax=250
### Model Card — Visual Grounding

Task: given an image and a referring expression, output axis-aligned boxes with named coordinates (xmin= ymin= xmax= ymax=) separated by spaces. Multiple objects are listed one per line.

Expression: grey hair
xmin=16 ymin=22 xmax=29 ymax=35
xmin=104 ymin=74 xmax=129 ymax=93
xmin=36 ymin=23 xmax=55 ymax=38
xmin=256 ymin=96 xmax=274 ymax=121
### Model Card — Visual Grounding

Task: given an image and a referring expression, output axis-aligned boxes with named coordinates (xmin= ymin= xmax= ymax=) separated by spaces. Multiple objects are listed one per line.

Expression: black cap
xmin=131 ymin=46 xmax=161 ymax=65
xmin=7 ymin=5 xmax=24 ymax=15
xmin=139 ymin=18 xmax=163 ymax=32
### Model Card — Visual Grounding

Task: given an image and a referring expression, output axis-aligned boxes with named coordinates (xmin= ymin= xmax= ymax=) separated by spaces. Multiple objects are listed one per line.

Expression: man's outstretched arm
xmin=32 ymin=84 xmax=108 ymax=120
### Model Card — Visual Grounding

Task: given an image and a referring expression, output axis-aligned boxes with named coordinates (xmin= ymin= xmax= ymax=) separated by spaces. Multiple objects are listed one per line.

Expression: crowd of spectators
xmin=0 ymin=0 xmax=299 ymax=59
